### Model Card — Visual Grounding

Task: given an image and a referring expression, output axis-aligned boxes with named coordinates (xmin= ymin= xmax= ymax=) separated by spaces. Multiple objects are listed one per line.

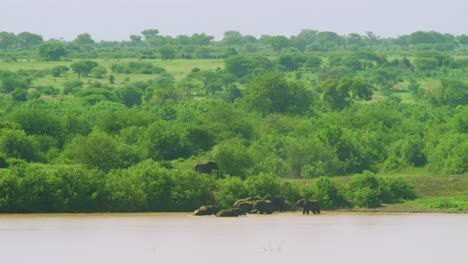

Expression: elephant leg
xmin=302 ymin=208 xmax=306 ymax=214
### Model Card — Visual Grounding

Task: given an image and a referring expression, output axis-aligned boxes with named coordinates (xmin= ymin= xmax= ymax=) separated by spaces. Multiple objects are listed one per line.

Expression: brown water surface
xmin=1 ymin=212 xmax=467 ymax=264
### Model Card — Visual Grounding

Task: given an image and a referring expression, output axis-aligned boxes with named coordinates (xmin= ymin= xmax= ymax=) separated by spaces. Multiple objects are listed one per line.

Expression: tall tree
xmin=70 ymin=60 xmax=99 ymax=78
xmin=129 ymin=35 xmax=142 ymax=47
xmin=73 ymin=33 xmax=95 ymax=46
xmin=37 ymin=41 xmax=66 ymax=61
xmin=320 ymin=78 xmax=373 ymax=111
xmin=244 ymin=72 xmax=313 ymax=115
xmin=17 ymin=32 xmax=43 ymax=49
xmin=263 ymin=36 xmax=290 ymax=52
xmin=141 ymin=29 xmax=160 ymax=41
xmin=0 ymin=32 xmax=17 ymax=51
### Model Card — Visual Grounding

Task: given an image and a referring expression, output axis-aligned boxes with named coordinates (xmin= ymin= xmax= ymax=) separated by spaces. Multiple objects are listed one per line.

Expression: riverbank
xmin=333 ymin=172 xmax=468 ymax=213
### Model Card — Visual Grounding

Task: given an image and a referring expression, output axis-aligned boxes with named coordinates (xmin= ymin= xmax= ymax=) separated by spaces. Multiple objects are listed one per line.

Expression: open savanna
xmin=0 ymin=58 xmax=224 ymax=91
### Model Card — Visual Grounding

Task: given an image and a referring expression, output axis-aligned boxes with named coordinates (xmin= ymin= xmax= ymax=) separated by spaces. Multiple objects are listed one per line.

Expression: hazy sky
xmin=2 ymin=0 xmax=468 ymax=41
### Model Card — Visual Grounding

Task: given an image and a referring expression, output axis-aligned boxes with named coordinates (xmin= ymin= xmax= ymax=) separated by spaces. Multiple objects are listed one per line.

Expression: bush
xmin=347 ymin=171 xmax=382 ymax=208
xmin=311 ymin=177 xmax=349 ymax=209
xmin=63 ymin=79 xmax=83 ymax=95
xmin=216 ymin=176 xmax=248 ymax=208
xmin=213 ymin=140 xmax=254 ymax=178
xmin=347 ymin=171 xmax=416 ymax=208
xmin=169 ymin=170 xmax=217 ymax=211
xmin=50 ymin=65 xmax=69 ymax=77
xmin=244 ymin=173 xmax=281 ymax=197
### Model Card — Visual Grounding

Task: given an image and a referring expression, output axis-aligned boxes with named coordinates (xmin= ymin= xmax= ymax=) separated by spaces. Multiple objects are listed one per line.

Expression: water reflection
xmin=1 ymin=213 xmax=467 ymax=264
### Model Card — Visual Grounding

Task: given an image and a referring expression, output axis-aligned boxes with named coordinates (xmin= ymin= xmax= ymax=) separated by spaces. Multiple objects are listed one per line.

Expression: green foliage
xmin=70 ymin=130 xmax=121 ymax=171
xmin=426 ymin=133 xmax=468 ymax=175
xmin=216 ymin=176 xmax=248 ymax=208
xmin=63 ymin=79 xmax=83 ymax=95
xmin=50 ymin=65 xmax=69 ymax=77
xmin=159 ymin=45 xmax=176 ymax=60
xmin=70 ymin=60 xmax=99 ymax=78
xmin=320 ymin=78 xmax=373 ymax=111
xmin=347 ymin=171 xmax=416 ymax=208
xmin=213 ymin=139 xmax=254 ymax=179
xmin=0 ymin=129 xmax=37 ymax=161
xmin=0 ymin=70 xmax=31 ymax=93
xmin=244 ymin=72 xmax=313 ymax=115
xmin=0 ymin=29 xmax=466 ymax=213
xmin=425 ymin=79 xmax=468 ymax=107
xmin=0 ymin=32 xmax=17 ymax=51
xmin=38 ymin=41 xmax=66 ymax=61
xmin=347 ymin=171 xmax=383 ymax=208
xmin=310 ymin=176 xmax=349 ymax=209
xmin=278 ymin=52 xmax=306 ymax=71
xmin=245 ymin=173 xmax=281 ymax=197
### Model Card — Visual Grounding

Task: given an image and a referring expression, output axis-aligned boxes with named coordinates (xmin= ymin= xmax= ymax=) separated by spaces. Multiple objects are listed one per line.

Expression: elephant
xmin=233 ymin=197 xmax=259 ymax=208
xmin=193 ymin=205 xmax=219 ymax=216
xmin=250 ymin=200 xmax=273 ymax=214
xmin=236 ymin=201 xmax=256 ymax=213
xmin=216 ymin=208 xmax=245 ymax=217
xmin=263 ymin=195 xmax=288 ymax=212
xmin=192 ymin=161 xmax=219 ymax=175
xmin=294 ymin=199 xmax=320 ymax=215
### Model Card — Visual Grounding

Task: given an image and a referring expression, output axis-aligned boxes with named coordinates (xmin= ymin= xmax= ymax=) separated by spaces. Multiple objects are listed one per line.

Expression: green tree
xmin=0 ymin=70 xmax=30 ymax=93
xmin=213 ymin=140 xmax=254 ymax=179
xmin=141 ymin=29 xmax=160 ymax=42
xmin=0 ymin=32 xmax=17 ymax=51
xmin=17 ymin=32 xmax=43 ymax=49
xmin=264 ymin=36 xmax=290 ymax=52
xmin=216 ymin=176 xmax=248 ymax=208
xmin=320 ymin=78 xmax=373 ymax=111
xmin=224 ymin=55 xmax=255 ymax=77
xmin=425 ymin=79 xmax=468 ymax=106
xmin=222 ymin=31 xmax=244 ymax=46
xmin=70 ymin=60 xmax=99 ymax=78
xmin=119 ymin=85 xmax=143 ymax=107
xmin=50 ymin=65 xmax=69 ymax=77
xmin=159 ymin=45 xmax=176 ymax=60
xmin=311 ymin=177 xmax=349 ymax=209
xmin=129 ymin=35 xmax=142 ymax=47
xmin=0 ymin=129 xmax=37 ymax=161
xmin=73 ymin=33 xmax=95 ymax=46
xmin=73 ymin=130 xmax=120 ymax=171
xmin=278 ymin=52 xmax=306 ymax=71
xmin=244 ymin=72 xmax=313 ymax=115
xmin=38 ymin=41 xmax=66 ymax=61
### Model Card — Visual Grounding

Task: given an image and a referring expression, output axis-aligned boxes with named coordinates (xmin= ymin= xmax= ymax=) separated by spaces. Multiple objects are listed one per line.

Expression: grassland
xmin=336 ymin=171 xmax=468 ymax=213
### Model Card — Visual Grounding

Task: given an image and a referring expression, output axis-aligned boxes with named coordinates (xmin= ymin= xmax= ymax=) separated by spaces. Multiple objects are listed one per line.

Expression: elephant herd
xmin=193 ymin=196 xmax=321 ymax=217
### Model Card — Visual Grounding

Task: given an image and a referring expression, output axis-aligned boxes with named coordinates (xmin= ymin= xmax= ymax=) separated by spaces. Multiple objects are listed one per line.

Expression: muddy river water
xmin=1 ymin=212 xmax=467 ymax=264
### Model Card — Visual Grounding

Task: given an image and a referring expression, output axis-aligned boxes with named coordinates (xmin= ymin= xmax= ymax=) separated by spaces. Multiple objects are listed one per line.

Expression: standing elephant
xmin=193 ymin=205 xmax=219 ymax=216
xmin=216 ymin=208 xmax=245 ymax=217
xmin=192 ymin=161 xmax=219 ymax=174
xmin=263 ymin=195 xmax=288 ymax=212
xmin=294 ymin=199 xmax=320 ymax=215
xmin=250 ymin=200 xmax=273 ymax=214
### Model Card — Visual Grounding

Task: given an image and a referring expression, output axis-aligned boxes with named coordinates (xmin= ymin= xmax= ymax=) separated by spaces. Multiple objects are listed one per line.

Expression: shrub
xmin=312 ymin=177 xmax=349 ymax=209
xmin=63 ymin=79 xmax=83 ymax=95
xmin=244 ymin=173 xmax=281 ymax=197
xmin=216 ymin=176 xmax=248 ymax=208
xmin=50 ymin=65 xmax=69 ymax=77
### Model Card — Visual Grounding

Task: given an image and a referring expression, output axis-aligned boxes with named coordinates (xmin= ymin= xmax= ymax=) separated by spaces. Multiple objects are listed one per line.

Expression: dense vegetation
xmin=0 ymin=29 xmax=467 ymax=213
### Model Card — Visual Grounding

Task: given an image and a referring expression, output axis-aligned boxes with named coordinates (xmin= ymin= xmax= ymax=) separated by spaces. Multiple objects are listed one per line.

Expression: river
xmin=0 ymin=212 xmax=467 ymax=264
